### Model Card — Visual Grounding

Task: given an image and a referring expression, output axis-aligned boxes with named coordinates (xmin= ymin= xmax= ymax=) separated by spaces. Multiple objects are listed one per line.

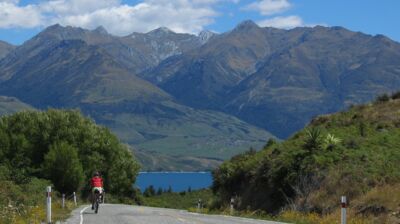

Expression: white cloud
xmin=0 ymin=0 xmax=318 ymax=34
xmin=243 ymin=0 xmax=291 ymax=16
xmin=244 ymin=1 xmax=317 ymax=30
xmin=0 ymin=0 xmax=20 ymax=3
xmin=39 ymin=0 xmax=120 ymax=16
xmin=0 ymin=0 xmax=222 ymax=35
xmin=257 ymin=15 xmax=304 ymax=29
xmin=0 ymin=2 xmax=42 ymax=28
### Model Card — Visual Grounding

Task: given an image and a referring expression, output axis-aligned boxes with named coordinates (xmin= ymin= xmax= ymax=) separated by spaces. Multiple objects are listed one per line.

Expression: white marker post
xmin=73 ymin=192 xmax=77 ymax=206
xmin=341 ymin=196 xmax=347 ymax=224
xmin=62 ymin=194 xmax=65 ymax=209
xmin=46 ymin=186 xmax=51 ymax=224
xmin=197 ymin=199 xmax=202 ymax=213
xmin=230 ymin=198 xmax=235 ymax=215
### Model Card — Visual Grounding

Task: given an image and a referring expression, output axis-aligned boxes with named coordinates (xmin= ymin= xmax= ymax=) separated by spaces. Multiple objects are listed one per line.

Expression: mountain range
xmin=144 ymin=21 xmax=400 ymax=138
xmin=0 ymin=20 xmax=399 ymax=170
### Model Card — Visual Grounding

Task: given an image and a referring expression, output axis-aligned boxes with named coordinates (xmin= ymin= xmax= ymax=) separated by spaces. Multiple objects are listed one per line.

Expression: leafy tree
xmin=43 ymin=142 xmax=84 ymax=193
xmin=143 ymin=185 xmax=156 ymax=197
xmin=0 ymin=109 xmax=140 ymax=198
xmin=376 ymin=93 xmax=390 ymax=103
xmin=263 ymin=138 xmax=277 ymax=148
xmin=392 ymin=91 xmax=400 ymax=99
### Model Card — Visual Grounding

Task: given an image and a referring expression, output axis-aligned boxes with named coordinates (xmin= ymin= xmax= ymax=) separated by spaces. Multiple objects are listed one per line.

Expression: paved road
xmin=65 ymin=204 xmax=287 ymax=224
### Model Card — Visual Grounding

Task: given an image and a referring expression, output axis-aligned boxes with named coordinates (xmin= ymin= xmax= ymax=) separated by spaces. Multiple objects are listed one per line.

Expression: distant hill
xmin=0 ymin=96 xmax=33 ymax=115
xmin=0 ymin=40 xmax=15 ymax=60
xmin=145 ymin=21 xmax=400 ymax=138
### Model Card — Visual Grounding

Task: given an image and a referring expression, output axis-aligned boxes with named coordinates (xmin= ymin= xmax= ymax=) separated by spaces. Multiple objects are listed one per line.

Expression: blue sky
xmin=0 ymin=0 xmax=399 ymax=45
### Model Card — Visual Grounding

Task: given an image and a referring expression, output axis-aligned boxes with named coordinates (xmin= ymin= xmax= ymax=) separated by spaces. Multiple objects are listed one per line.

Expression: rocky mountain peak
xmin=234 ymin=20 xmax=259 ymax=31
xmin=93 ymin=26 xmax=108 ymax=35
xmin=46 ymin=23 xmax=63 ymax=30
xmin=148 ymin=27 xmax=174 ymax=37
xmin=38 ymin=24 xmax=84 ymax=39
xmin=198 ymin=30 xmax=216 ymax=44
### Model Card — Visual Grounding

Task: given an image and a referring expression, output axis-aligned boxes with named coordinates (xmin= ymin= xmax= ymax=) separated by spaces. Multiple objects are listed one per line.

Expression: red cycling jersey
xmin=90 ymin=176 xmax=103 ymax=188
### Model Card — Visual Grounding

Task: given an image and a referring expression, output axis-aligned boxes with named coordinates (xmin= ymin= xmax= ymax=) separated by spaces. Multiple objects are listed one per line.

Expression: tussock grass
xmin=279 ymin=210 xmax=371 ymax=224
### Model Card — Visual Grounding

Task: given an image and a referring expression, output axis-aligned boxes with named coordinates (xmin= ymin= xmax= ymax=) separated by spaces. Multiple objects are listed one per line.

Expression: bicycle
xmin=93 ymin=189 xmax=104 ymax=214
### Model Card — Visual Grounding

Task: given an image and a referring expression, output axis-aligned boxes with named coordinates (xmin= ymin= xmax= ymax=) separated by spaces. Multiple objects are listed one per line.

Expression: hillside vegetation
xmin=212 ymin=93 xmax=400 ymax=223
xmin=0 ymin=109 xmax=140 ymax=223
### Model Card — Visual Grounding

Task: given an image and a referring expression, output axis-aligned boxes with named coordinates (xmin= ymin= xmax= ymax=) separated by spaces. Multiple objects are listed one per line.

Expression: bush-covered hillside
xmin=0 ymin=110 xmax=140 ymax=222
xmin=212 ymin=93 xmax=400 ymax=222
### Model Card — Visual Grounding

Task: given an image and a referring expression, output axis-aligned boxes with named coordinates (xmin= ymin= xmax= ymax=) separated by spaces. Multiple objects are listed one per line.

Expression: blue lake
xmin=135 ymin=172 xmax=213 ymax=192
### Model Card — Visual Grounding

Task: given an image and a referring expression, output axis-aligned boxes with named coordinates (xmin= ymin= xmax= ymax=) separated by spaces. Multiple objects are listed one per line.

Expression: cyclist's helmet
xmin=93 ymin=171 xmax=100 ymax=177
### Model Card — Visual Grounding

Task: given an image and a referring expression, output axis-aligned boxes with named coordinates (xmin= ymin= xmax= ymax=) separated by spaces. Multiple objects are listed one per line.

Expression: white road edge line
xmin=80 ymin=206 xmax=91 ymax=224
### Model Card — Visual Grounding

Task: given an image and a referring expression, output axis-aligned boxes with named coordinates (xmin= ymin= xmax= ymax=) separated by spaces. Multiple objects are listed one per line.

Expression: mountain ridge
xmin=143 ymin=21 xmax=400 ymax=138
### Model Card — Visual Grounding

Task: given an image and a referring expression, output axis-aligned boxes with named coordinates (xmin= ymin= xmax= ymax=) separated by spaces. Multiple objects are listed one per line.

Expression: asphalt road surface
xmin=64 ymin=204 xmax=287 ymax=224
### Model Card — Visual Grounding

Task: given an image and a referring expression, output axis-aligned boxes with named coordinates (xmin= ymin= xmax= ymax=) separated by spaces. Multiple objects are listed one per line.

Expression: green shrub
xmin=375 ymin=94 xmax=390 ymax=103
xmin=391 ymin=91 xmax=400 ymax=100
xmin=143 ymin=185 xmax=156 ymax=197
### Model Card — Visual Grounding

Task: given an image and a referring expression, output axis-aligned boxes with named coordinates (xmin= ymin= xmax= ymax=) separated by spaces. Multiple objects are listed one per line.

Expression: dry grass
xmin=361 ymin=99 xmax=400 ymax=125
xmin=352 ymin=184 xmax=400 ymax=223
xmin=279 ymin=210 xmax=371 ymax=224
xmin=1 ymin=200 xmax=76 ymax=224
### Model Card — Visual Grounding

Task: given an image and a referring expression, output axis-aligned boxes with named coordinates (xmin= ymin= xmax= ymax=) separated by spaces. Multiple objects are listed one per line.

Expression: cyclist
xmin=90 ymin=171 xmax=104 ymax=210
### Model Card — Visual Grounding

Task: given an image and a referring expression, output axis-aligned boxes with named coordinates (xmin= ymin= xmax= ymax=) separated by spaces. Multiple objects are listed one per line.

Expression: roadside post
xmin=62 ymin=194 xmax=65 ymax=209
xmin=197 ymin=199 xmax=202 ymax=212
xmin=73 ymin=192 xmax=77 ymax=206
xmin=46 ymin=186 xmax=51 ymax=224
xmin=341 ymin=196 xmax=347 ymax=224
xmin=230 ymin=198 xmax=235 ymax=215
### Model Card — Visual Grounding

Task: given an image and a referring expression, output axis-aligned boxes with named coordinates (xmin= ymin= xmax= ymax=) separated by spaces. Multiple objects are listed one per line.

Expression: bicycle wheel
xmin=95 ymin=195 xmax=99 ymax=214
